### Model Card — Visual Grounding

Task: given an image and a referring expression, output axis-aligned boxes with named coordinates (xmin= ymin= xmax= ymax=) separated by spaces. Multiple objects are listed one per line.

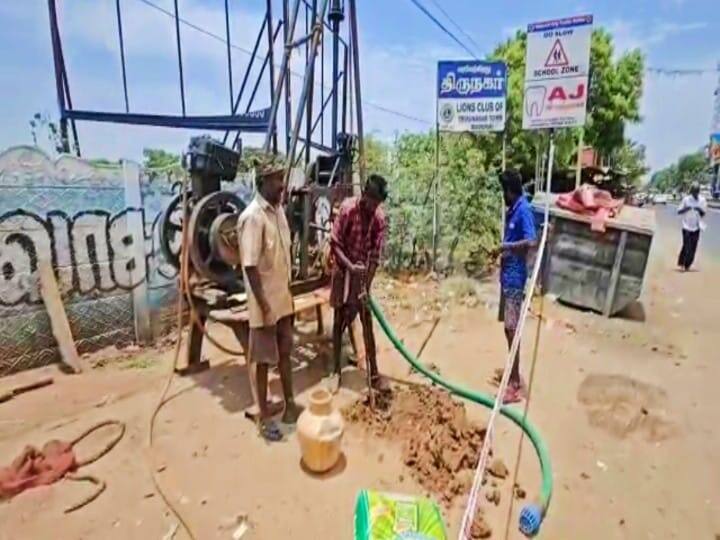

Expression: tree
xmin=142 ymin=148 xmax=181 ymax=170
xmin=609 ymin=140 xmax=649 ymax=187
xmin=651 ymin=150 xmax=708 ymax=192
xmin=29 ymin=112 xmax=65 ymax=156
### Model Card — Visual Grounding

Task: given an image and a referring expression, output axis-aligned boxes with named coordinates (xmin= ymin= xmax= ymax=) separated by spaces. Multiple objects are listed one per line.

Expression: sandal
xmin=259 ymin=419 xmax=283 ymax=442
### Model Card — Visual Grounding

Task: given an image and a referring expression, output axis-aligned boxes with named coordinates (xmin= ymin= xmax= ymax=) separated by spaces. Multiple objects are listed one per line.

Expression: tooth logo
xmin=525 ymin=86 xmax=546 ymax=117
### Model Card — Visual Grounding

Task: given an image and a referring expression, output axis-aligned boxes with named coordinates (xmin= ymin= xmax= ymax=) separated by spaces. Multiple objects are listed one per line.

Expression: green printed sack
xmin=354 ymin=490 xmax=447 ymax=540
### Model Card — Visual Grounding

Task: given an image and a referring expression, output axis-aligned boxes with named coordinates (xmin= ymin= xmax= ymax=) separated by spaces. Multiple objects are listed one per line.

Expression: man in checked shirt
xmin=330 ymin=174 xmax=389 ymax=391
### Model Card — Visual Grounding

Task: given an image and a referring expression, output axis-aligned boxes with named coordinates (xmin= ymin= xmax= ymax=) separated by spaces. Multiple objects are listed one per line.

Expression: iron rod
xmin=173 ymin=0 xmax=186 ymax=115
xmin=115 ymin=0 xmax=130 ymax=113
xmin=235 ymin=22 xmax=283 ymax=149
xmin=224 ymin=0 xmax=234 ymax=113
xmin=305 ymin=0 xmax=318 ymax=166
xmin=348 ymin=0 xmax=365 ymax=183
xmin=263 ymin=0 xmax=302 ymax=152
xmin=265 ymin=0 xmax=278 ymax=153
xmin=284 ymin=0 xmax=330 ymax=181
xmin=331 ymin=16 xmax=340 ymax=149
xmin=342 ymin=43 xmax=348 ymax=134
xmin=283 ymin=0 xmax=292 ymax=154
xmin=222 ymin=18 xmax=267 ymax=144
xmin=321 ymin=14 xmax=325 ymax=146
xmin=46 ymin=0 xmax=69 ymax=152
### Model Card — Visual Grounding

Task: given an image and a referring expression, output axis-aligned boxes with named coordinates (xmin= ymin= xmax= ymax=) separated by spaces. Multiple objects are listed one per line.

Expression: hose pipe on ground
xmin=368 ymin=296 xmax=552 ymax=537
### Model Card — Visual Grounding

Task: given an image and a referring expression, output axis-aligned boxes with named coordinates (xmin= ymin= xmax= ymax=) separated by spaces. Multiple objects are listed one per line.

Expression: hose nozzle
xmin=519 ymin=503 xmax=543 ymax=537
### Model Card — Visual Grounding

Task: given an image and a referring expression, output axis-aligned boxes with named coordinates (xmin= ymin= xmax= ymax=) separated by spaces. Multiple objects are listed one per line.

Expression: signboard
xmin=437 ymin=61 xmax=507 ymax=133
xmin=711 ymin=134 xmax=720 ymax=166
xmin=522 ymin=15 xmax=593 ymax=130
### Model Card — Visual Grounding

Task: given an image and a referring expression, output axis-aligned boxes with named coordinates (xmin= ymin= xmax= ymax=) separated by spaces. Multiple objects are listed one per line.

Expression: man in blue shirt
xmin=496 ymin=170 xmax=537 ymax=404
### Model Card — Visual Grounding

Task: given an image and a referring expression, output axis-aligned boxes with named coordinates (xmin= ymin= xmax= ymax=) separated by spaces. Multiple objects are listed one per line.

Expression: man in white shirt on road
xmin=677 ymin=182 xmax=707 ymax=271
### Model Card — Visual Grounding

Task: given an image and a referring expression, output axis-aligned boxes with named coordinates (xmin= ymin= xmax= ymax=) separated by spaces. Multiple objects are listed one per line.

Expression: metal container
xmin=533 ymin=194 xmax=656 ymax=317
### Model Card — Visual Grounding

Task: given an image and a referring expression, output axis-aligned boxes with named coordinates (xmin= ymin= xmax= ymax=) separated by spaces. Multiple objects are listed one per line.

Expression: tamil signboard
xmin=711 ymin=134 xmax=720 ymax=166
xmin=437 ymin=61 xmax=507 ymax=133
xmin=522 ymin=15 xmax=593 ymax=130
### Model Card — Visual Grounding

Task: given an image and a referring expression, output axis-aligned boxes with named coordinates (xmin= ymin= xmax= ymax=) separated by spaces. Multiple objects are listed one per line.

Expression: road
xmin=654 ymin=203 xmax=720 ymax=261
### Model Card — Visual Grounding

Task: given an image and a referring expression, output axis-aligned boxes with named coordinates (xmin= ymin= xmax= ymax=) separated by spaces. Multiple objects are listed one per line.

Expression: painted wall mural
xmin=0 ymin=147 xmax=181 ymax=374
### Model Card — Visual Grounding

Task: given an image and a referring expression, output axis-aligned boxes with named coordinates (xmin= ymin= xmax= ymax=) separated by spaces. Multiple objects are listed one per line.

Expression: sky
xmin=0 ymin=0 xmax=718 ymax=173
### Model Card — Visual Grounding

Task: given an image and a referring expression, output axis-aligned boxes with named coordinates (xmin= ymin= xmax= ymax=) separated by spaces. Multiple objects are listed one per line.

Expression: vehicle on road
xmin=651 ymin=193 xmax=669 ymax=204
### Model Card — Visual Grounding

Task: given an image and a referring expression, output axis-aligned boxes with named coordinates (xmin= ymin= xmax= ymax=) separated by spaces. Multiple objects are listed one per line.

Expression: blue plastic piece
xmin=519 ymin=504 xmax=543 ymax=537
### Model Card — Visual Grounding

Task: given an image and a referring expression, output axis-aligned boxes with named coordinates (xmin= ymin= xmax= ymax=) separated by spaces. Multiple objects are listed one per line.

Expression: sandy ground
xmin=1 ymin=210 xmax=719 ymax=540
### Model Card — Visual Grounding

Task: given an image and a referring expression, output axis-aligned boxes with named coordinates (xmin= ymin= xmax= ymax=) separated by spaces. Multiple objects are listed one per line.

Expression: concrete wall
xmin=0 ymin=146 xmax=254 ymax=376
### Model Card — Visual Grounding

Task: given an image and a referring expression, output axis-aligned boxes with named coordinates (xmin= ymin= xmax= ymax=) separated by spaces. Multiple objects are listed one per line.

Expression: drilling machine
xmin=157 ymin=134 xmax=356 ymax=374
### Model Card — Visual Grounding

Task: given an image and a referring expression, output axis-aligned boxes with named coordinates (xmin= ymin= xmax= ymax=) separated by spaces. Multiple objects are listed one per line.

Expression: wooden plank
xmin=603 ymin=230 xmax=628 ymax=317
xmin=37 ymin=260 xmax=83 ymax=373
xmin=122 ymin=160 xmax=152 ymax=343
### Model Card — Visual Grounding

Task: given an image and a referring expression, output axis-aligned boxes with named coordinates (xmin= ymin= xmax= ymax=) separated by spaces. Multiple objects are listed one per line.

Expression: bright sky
xmin=0 ymin=0 xmax=718 ymax=172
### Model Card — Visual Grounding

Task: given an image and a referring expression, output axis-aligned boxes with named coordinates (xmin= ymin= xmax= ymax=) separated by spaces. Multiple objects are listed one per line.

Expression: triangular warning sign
xmin=545 ymin=39 xmax=569 ymax=67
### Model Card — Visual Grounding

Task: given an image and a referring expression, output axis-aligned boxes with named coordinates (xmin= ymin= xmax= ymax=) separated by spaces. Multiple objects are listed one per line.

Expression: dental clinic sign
xmin=437 ymin=61 xmax=507 ymax=132
xmin=523 ymin=15 xmax=593 ymax=130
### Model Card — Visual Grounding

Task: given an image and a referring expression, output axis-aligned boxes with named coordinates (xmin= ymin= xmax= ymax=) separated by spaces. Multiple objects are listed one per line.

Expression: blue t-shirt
xmin=500 ymin=195 xmax=536 ymax=291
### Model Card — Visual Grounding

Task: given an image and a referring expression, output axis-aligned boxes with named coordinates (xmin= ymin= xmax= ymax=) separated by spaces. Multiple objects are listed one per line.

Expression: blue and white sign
xmin=523 ymin=15 xmax=593 ymax=130
xmin=437 ymin=61 xmax=507 ymax=133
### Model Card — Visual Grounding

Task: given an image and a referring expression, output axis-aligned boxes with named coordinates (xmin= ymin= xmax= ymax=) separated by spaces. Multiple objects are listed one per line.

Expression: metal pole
xmin=341 ymin=44 xmax=348 ymax=134
xmin=266 ymin=0 xmax=278 ymax=153
xmin=234 ymin=23 xmax=283 ymax=150
xmin=330 ymin=0 xmax=342 ymax=149
xmin=575 ymin=127 xmax=584 ymax=188
xmin=348 ymin=0 xmax=366 ymax=183
xmin=283 ymin=0 xmax=292 ymax=154
xmin=173 ymin=0 xmax=186 ymax=115
xmin=115 ymin=0 xmax=130 ymax=113
xmin=263 ymin=0 xmax=302 ymax=152
xmin=283 ymin=0 xmax=331 ymax=181
xmin=432 ymin=124 xmax=440 ymax=272
xmin=46 ymin=0 xmax=70 ymax=153
xmin=321 ymin=11 xmax=325 ymax=146
xmin=501 ymin=130 xmax=507 ymax=172
xmin=224 ymin=0 xmax=234 ymax=113
xmin=222 ymin=18 xmax=267 ymax=145
xmin=305 ymin=0 xmax=317 ymax=166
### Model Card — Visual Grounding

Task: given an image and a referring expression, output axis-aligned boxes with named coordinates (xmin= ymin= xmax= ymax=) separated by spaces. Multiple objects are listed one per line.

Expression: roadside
xmin=1 ymin=207 xmax=718 ymax=539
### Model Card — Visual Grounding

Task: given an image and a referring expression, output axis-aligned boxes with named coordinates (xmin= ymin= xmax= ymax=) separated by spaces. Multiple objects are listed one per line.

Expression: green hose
xmin=368 ymin=297 xmax=553 ymax=513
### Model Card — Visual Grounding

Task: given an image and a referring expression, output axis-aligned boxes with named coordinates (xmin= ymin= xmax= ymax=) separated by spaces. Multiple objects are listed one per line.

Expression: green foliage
xmin=142 ymin=148 xmax=181 ymax=171
xmin=586 ymin=30 xmax=644 ymax=157
xmin=609 ymin=140 xmax=649 ymax=187
xmin=29 ymin=112 xmax=65 ymax=156
xmin=368 ymin=133 xmax=501 ymax=272
xmin=651 ymin=150 xmax=708 ymax=192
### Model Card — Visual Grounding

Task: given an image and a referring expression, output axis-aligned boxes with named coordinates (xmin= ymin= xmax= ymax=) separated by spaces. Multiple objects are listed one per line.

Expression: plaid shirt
xmin=331 ymin=197 xmax=387 ymax=267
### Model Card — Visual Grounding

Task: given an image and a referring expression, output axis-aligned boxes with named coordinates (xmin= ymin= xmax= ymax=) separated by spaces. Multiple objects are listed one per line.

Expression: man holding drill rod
xmin=238 ymin=165 xmax=302 ymax=442
xmin=330 ymin=174 xmax=389 ymax=392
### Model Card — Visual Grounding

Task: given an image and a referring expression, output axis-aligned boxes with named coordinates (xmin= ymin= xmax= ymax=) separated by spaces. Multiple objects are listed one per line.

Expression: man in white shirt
xmin=677 ymin=182 xmax=707 ymax=271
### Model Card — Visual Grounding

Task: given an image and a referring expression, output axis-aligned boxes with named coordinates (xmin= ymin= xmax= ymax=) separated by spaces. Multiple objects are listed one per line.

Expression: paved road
xmin=654 ymin=203 xmax=720 ymax=261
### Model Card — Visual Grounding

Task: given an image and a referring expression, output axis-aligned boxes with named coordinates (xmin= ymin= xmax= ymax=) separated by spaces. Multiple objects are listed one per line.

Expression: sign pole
xmin=432 ymin=122 xmax=440 ymax=272
xmin=575 ymin=128 xmax=584 ymax=188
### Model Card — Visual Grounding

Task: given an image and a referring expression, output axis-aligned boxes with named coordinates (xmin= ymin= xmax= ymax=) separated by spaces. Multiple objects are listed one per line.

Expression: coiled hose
xmin=368 ymin=297 xmax=553 ymax=523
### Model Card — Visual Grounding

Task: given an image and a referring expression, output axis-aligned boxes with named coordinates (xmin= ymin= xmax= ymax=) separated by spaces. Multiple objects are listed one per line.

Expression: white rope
xmin=458 ymin=137 xmax=555 ymax=539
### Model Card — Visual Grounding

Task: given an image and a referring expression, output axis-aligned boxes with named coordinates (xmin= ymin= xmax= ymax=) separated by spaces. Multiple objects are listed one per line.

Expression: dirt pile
xmin=345 ymin=385 xmax=507 ymax=506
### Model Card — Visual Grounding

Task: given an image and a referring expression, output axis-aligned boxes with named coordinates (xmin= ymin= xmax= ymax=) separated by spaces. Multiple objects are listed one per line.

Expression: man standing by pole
xmin=331 ymin=174 xmax=388 ymax=391
xmin=238 ymin=165 xmax=302 ymax=442
xmin=495 ymin=170 xmax=537 ymax=404
xmin=677 ymin=181 xmax=707 ymax=272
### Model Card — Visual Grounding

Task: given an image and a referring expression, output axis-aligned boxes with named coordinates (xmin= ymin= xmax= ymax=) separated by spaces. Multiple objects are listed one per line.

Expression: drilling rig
xmin=47 ymin=0 xmax=367 ymax=371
